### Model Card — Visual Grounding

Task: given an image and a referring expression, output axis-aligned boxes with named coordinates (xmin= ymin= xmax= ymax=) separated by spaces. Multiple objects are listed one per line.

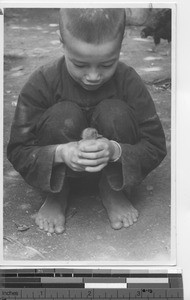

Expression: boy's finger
xmin=78 ymin=150 xmax=108 ymax=159
xmin=85 ymin=163 xmax=107 ymax=172
xmin=79 ymin=143 xmax=104 ymax=152
xmin=77 ymin=157 xmax=108 ymax=166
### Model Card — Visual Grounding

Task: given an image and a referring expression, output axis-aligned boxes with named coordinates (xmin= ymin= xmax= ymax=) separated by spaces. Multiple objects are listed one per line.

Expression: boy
xmin=7 ymin=8 xmax=167 ymax=234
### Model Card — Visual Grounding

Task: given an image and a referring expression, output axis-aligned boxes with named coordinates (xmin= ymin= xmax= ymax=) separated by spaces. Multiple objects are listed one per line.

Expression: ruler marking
xmin=165 ymin=287 xmax=167 ymax=298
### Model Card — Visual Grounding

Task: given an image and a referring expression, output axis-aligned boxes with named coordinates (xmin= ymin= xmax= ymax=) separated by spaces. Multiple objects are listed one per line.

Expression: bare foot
xmin=99 ymin=174 xmax=138 ymax=230
xmin=34 ymin=183 xmax=69 ymax=234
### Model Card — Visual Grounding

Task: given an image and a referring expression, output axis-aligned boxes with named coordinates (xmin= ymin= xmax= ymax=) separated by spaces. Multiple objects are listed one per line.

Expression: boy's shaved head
xmin=59 ymin=8 xmax=126 ymax=44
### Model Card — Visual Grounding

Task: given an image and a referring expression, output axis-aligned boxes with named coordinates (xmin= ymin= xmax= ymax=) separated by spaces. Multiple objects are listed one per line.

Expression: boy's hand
xmin=77 ymin=138 xmax=117 ymax=172
xmin=54 ymin=138 xmax=119 ymax=172
xmin=54 ymin=141 xmax=88 ymax=172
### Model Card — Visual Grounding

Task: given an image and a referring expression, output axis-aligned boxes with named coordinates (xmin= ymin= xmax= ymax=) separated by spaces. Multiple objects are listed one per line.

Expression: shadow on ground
xmin=3 ymin=9 xmax=172 ymax=264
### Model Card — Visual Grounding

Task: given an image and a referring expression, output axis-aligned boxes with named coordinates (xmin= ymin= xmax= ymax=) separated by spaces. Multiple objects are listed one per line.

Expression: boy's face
xmin=62 ymin=29 xmax=121 ymax=91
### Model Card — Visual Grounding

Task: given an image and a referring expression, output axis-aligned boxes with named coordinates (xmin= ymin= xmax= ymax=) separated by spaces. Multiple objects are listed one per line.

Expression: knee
xmin=92 ymin=99 xmax=139 ymax=142
xmin=48 ymin=101 xmax=85 ymax=131
xmin=37 ymin=101 xmax=87 ymax=144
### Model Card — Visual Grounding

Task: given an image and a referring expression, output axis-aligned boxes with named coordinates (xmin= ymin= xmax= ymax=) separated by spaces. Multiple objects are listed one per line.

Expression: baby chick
xmin=81 ymin=127 xmax=102 ymax=140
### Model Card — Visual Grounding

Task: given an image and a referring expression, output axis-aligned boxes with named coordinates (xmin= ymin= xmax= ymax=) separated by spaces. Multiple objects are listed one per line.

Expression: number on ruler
xmin=129 ymin=289 xmax=141 ymax=298
xmin=82 ymin=289 xmax=93 ymax=298
xmin=87 ymin=290 xmax=92 ymax=297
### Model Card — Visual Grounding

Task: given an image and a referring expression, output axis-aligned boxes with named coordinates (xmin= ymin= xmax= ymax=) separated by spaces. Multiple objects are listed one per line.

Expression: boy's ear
xmin=56 ymin=30 xmax=64 ymax=46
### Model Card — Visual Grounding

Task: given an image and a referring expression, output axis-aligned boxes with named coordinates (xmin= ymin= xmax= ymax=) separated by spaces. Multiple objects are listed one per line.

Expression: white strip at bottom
xmin=85 ymin=283 xmax=127 ymax=289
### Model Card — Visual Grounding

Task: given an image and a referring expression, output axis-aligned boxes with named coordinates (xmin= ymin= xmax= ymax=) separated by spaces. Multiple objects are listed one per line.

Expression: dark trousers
xmin=36 ymin=99 xmax=139 ymax=187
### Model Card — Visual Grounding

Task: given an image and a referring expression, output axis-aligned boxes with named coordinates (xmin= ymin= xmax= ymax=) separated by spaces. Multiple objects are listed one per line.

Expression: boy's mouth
xmin=81 ymin=82 xmax=102 ymax=91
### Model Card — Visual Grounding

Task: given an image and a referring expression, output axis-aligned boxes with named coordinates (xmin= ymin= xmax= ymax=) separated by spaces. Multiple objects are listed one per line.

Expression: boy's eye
xmin=101 ymin=63 xmax=114 ymax=68
xmin=73 ymin=63 xmax=86 ymax=68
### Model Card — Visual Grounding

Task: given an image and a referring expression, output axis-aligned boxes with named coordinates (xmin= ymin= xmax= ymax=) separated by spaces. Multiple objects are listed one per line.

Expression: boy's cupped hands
xmin=54 ymin=138 xmax=116 ymax=172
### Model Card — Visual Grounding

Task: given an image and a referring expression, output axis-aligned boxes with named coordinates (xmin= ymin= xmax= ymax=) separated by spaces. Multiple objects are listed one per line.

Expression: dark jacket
xmin=7 ymin=56 xmax=167 ymax=192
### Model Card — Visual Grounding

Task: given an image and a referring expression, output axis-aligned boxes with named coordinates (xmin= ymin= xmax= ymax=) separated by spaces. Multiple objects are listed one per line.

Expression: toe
xmin=48 ymin=223 xmax=55 ymax=234
xmin=123 ymin=217 xmax=130 ymax=228
xmin=54 ymin=217 xmax=66 ymax=234
xmin=133 ymin=209 xmax=139 ymax=220
xmin=38 ymin=219 xmax=45 ymax=230
xmin=127 ymin=215 xmax=134 ymax=226
xmin=55 ymin=225 xmax=65 ymax=234
xmin=135 ymin=210 xmax=139 ymax=217
xmin=43 ymin=220 xmax=49 ymax=232
xmin=110 ymin=220 xmax=123 ymax=230
xmin=35 ymin=213 xmax=42 ymax=226
xmin=35 ymin=216 xmax=40 ymax=226
xmin=132 ymin=212 xmax=138 ymax=222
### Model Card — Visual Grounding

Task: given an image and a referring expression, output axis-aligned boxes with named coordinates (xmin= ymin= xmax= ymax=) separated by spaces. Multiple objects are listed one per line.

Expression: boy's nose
xmin=86 ymin=70 xmax=101 ymax=82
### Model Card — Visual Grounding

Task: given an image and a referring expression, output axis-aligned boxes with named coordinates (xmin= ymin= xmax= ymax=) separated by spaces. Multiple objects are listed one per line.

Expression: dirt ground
xmin=3 ymin=9 xmax=172 ymax=264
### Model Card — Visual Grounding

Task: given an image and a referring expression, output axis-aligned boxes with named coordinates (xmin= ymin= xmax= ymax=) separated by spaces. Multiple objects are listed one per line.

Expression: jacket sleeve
xmin=106 ymin=67 xmax=167 ymax=191
xmin=7 ymin=67 xmax=66 ymax=192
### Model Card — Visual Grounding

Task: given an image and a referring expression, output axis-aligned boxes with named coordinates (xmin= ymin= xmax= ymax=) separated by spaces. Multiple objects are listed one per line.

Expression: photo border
xmin=1 ymin=1 xmax=176 ymax=268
